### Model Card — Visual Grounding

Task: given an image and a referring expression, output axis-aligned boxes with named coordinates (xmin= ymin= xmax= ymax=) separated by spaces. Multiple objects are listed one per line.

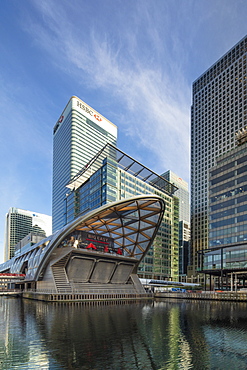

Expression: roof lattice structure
xmin=66 ymin=143 xmax=178 ymax=196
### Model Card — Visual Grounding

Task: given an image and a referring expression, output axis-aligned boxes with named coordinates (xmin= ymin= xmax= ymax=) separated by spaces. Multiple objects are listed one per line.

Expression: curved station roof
xmin=0 ymin=195 xmax=165 ymax=283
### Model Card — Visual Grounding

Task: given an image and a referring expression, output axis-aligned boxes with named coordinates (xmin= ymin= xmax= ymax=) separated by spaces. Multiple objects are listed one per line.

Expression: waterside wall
xmin=22 ymin=291 xmax=153 ymax=302
xmin=155 ymin=291 xmax=247 ymax=302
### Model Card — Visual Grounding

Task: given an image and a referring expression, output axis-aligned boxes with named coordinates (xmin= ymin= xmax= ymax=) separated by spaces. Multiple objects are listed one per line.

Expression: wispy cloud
xmin=18 ymin=0 xmax=247 ymax=181
xmin=25 ymin=0 xmax=191 ymax=180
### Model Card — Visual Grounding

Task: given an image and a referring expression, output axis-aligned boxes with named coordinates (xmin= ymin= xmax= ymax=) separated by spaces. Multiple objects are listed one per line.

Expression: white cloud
xmin=22 ymin=0 xmax=247 ymax=181
xmin=26 ymin=0 xmax=191 ymax=180
xmin=19 ymin=0 xmax=247 ymax=181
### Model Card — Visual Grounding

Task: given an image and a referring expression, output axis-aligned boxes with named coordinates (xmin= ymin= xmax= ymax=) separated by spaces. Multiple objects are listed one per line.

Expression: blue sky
xmin=1 ymin=0 xmax=247 ymax=262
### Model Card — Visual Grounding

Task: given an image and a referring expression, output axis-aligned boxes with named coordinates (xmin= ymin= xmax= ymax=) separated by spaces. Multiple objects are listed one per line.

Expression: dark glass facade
xmin=191 ymin=36 xmax=247 ymax=275
xmin=200 ymin=141 xmax=247 ymax=287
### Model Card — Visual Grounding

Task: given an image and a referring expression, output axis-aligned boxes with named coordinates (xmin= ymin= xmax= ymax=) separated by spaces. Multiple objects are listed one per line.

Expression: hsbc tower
xmin=52 ymin=96 xmax=117 ymax=232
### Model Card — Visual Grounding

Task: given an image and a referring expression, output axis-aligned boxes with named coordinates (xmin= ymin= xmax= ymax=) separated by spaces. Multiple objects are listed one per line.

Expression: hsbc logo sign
xmin=94 ymin=114 xmax=102 ymax=122
xmin=77 ymin=100 xmax=103 ymax=123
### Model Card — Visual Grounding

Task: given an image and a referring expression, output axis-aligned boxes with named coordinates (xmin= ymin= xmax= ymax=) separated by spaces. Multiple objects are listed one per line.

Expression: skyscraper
xmin=191 ymin=35 xmax=247 ymax=275
xmin=4 ymin=208 xmax=52 ymax=261
xmin=52 ymin=96 xmax=117 ymax=232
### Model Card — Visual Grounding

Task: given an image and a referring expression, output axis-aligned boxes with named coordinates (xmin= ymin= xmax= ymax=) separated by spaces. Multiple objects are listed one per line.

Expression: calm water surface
xmin=0 ymin=297 xmax=247 ymax=369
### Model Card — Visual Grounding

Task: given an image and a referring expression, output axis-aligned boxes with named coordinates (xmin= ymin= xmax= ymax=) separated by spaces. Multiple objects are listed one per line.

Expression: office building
xmin=162 ymin=170 xmax=190 ymax=275
xmin=199 ymin=128 xmax=247 ymax=290
xmin=191 ymin=35 xmax=247 ymax=275
xmin=162 ymin=171 xmax=190 ymax=222
xmin=65 ymin=143 xmax=179 ymax=280
xmin=52 ymin=96 xmax=117 ymax=232
xmin=4 ymin=208 xmax=52 ymax=261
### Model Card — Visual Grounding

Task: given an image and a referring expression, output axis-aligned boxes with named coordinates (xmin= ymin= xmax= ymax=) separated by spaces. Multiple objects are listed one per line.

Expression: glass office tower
xmin=199 ymin=130 xmax=247 ymax=290
xmin=191 ymin=36 xmax=247 ymax=275
xmin=52 ymin=96 xmax=117 ymax=232
xmin=65 ymin=144 xmax=179 ymax=280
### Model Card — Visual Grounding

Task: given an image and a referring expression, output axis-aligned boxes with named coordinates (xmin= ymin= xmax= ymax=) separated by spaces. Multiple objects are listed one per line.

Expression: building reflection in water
xmin=1 ymin=297 xmax=247 ymax=369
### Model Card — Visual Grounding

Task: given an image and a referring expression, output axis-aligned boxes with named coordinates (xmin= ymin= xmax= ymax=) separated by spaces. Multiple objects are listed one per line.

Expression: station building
xmin=0 ymin=195 xmax=165 ymax=301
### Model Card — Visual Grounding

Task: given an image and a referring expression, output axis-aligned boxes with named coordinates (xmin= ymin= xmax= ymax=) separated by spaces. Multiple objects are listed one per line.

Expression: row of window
xmin=210 ymin=194 xmax=247 ymax=211
xmin=210 ymin=184 xmax=247 ymax=203
xmin=209 ymin=234 xmax=247 ymax=247
xmin=209 ymin=223 xmax=247 ymax=239
xmin=203 ymin=261 xmax=247 ymax=270
xmin=210 ymin=214 xmax=247 ymax=229
xmin=211 ymin=174 xmax=247 ymax=195
xmin=210 ymin=204 xmax=247 ymax=220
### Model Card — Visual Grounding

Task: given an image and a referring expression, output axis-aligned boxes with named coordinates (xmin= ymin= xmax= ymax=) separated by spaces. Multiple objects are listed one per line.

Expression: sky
xmin=1 ymin=0 xmax=247 ymax=262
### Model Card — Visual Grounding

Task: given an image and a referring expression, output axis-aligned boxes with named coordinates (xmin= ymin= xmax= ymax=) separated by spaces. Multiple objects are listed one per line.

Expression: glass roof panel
xmin=123 ymin=220 xmax=139 ymax=229
xmin=125 ymin=234 xmax=136 ymax=245
xmin=133 ymin=246 xmax=145 ymax=255
xmin=139 ymin=209 xmax=153 ymax=217
xmin=137 ymin=233 xmax=150 ymax=243
xmin=114 ymin=237 xmax=124 ymax=245
xmin=137 ymin=241 xmax=149 ymax=250
xmin=139 ymin=220 xmax=154 ymax=229
xmin=140 ymin=226 xmax=156 ymax=236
